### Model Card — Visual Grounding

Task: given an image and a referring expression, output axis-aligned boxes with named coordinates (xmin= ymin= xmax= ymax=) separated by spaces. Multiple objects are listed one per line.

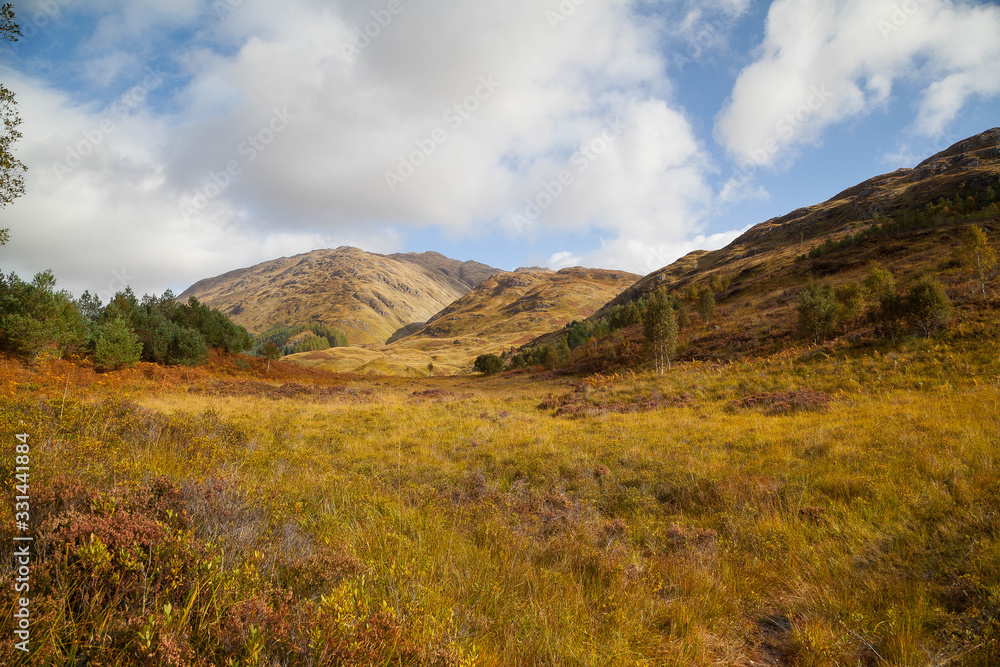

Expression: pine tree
xmin=95 ymin=317 xmax=143 ymax=371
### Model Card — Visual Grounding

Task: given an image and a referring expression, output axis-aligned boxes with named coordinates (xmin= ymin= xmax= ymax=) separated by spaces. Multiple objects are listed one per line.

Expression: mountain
xmin=286 ymin=267 xmax=640 ymax=375
xmin=532 ymin=128 xmax=1000 ymax=361
xmin=178 ymin=247 xmax=500 ymax=344
xmin=414 ymin=267 xmax=640 ymax=342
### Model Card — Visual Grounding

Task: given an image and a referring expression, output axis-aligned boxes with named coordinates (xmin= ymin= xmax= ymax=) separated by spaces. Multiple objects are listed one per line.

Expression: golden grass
xmin=2 ymin=340 xmax=999 ymax=665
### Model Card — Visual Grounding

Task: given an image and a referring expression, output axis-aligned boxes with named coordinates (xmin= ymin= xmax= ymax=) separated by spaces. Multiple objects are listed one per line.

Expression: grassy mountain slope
xmin=532 ymin=128 xmax=1000 ymax=365
xmin=288 ymin=267 xmax=640 ymax=375
xmin=178 ymin=247 xmax=500 ymax=344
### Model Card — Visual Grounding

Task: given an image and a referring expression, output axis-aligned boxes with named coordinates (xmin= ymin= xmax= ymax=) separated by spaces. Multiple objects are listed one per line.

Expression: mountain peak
xmin=179 ymin=248 xmax=502 ymax=343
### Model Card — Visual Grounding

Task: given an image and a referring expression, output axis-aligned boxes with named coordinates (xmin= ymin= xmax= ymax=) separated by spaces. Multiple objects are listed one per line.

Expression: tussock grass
xmin=1 ymin=343 xmax=999 ymax=665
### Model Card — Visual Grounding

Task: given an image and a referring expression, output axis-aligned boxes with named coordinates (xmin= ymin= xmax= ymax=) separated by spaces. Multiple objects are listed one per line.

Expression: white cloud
xmin=715 ymin=0 xmax=1000 ymax=168
xmin=547 ymin=251 xmax=583 ymax=270
xmin=4 ymin=0 xmax=724 ymax=292
xmin=581 ymin=227 xmax=748 ymax=276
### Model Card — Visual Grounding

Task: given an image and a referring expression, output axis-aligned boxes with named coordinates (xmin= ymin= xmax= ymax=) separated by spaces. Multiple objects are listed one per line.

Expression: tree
xmin=473 ymin=353 xmax=504 ymax=376
xmin=669 ymin=295 xmax=690 ymax=328
xmin=643 ymin=290 xmax=678 ymax=375
xmin=262 ymin=341 xmax=281 ymax=372
xmin=957 ymin=225 xmax=997 ymax=298
xmin=1 ymin=3 xmax=26 ymax=232
xmin=904 ymin=278 xmax=952 ymax=338
xmin=0 ymin=270 xmax=87 ymax=360
xmin=74 ymin=291 xmax=104 ymax=321
xmin=797 ymin=281 xmax=840 ymax=343
xmin=863 ymin=264 xmax=896 ymax=307
xmin=697 ymin=286 xmax=716 ymax=326
xmin=173 ymin=297 xmax=252 ymax=354
xmin=835 ymin=281 xmax=865 ymax=323
xmin=554 ymin=338 xmax=570 ymax=368
xmin=95 ymin=317 xmax=143 ymax=371
xmin=566 ymin=320 xmax=593 ymax=350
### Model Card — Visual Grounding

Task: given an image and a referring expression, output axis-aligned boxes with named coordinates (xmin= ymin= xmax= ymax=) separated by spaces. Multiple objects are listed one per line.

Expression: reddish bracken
xmin=730 ymin=388 xmax=833 ymax=414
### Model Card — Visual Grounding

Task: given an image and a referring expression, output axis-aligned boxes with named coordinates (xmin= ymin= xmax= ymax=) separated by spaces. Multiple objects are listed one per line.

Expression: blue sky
xmin=1 ymin=0 xmax=999 ymax=300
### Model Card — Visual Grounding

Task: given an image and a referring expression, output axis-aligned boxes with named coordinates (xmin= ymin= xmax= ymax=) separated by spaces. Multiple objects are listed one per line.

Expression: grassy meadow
xmin=2 ymin=332 xmax=999 ymax=665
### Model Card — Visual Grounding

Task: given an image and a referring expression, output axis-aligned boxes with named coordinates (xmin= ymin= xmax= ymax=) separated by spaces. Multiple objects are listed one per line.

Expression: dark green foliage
xmin=565 ymin=320 xmax=605 ymax=350
xmin=144 ymin=319 xmax=208 ymax=366
xmin=94 ymin=317 xmax=142 ymax=371
xmin=172 ymin=297 xmax=252 ymax=354
xmin=506 ymin=345 xmax=550 ymax=370
xmin=607 ymin=301 xmax=642 ymax=330
xmin=74 ymin=291 xmax=103 ymax=321
xmin=1 ymin=276 xmax=249 ymax=367
xmin=565 ymin=321 xmax=590 ymax=350
xmin=797 ymin=282 xmax=840 ymax=343
xmin=904 ymin=277 xmax=953 ymax=338
xmin=474 ymin=353 xmax=504 ymax=376
xmin=253 ymin=322 xmax=349 ymax=357
xmin=0 ymin=270 xmax=87 ymax=359
xmin=101 ymin=287 xmax=139 ymax=325
xmin=93 ymin=291 xmax=245 ymax=366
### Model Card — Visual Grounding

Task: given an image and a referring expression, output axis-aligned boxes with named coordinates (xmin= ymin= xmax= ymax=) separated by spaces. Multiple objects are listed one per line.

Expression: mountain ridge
xmin=178 ymin=247 xmax=503 ymax=344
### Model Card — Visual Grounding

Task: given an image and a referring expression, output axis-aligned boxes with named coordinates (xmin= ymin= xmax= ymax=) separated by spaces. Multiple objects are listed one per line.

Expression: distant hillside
xmin=178 ymin=247 xmax=500 ymax=344
xmin=414 ymin=267 xmax=640 ymax=343
xmin=287 ymin=267 xmax=640 ymax=375
xmin=528 ymin=128 xmax=1000 ymax=364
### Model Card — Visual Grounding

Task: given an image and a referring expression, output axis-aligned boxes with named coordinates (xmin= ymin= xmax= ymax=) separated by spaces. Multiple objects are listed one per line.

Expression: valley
xmin=1 ymin=130 xmax=999 ymax=666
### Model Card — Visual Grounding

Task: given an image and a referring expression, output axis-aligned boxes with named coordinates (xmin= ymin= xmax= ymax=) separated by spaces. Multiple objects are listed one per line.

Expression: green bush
xmin=474 ymin=354 xmax=505 ymax=376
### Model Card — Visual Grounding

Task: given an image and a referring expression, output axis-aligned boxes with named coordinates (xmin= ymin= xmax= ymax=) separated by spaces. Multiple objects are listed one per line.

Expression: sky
xmin=1 ymin=0 xmax=999 ymax=301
